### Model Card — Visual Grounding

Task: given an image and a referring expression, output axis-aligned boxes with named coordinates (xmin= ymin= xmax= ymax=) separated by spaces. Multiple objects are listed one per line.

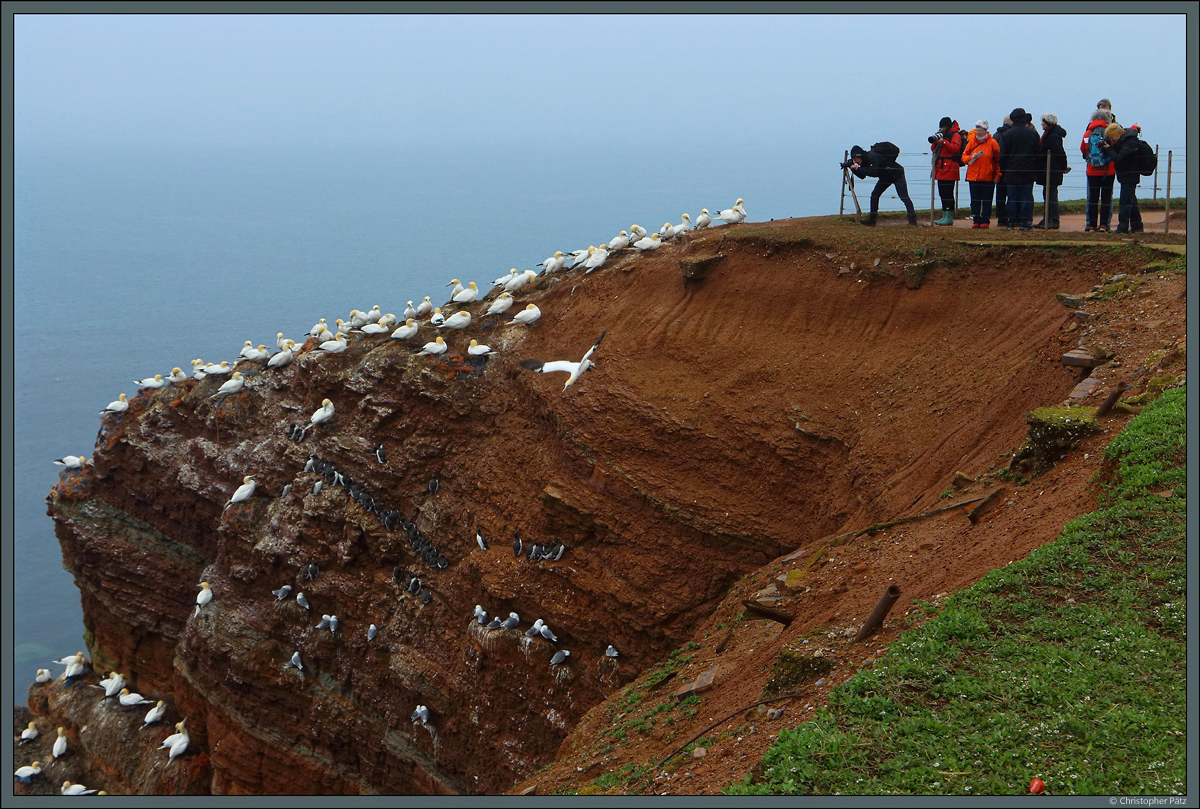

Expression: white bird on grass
xmin=519 ymin=331 xmax=606 ymax=392
xmin=225 ymin=475 xmax=256 ymax=509
xmin=510 ymin=304 xmax=541 ymax=326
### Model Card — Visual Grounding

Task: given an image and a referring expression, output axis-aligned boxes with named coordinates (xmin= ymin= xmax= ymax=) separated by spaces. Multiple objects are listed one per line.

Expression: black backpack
xmin=951 ymin=130 xmax=972 ymax=166
xmin=871 ymin=141 xmax=900 ymax=163
xmin=1136 ymin=139 xmax=1157 ymax=176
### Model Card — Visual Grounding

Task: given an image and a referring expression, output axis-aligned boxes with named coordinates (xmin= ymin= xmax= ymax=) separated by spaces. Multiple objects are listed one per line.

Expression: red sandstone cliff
xmin=30 ymin=217 xmax=1186 ymax=795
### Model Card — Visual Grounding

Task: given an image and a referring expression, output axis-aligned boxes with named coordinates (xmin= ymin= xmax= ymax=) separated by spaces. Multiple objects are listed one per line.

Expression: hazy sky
xmin=12 ymin=9 xmax=1194 ymax=156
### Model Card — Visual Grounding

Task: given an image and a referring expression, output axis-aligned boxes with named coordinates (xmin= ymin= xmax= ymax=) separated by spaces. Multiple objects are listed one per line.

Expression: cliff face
xmin=39 ymin=218 xmax=1180 ymax=795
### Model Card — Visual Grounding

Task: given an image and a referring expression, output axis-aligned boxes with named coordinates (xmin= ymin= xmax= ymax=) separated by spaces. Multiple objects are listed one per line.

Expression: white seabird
xmin=416 ymin=296 xmax=433 ymax=317
xmin=484 ymin=292 xmax=514 ymax=317
xmin=61 ymin=781 xmax=98 ymax=796
xmin=243 ymin=344 xmax=271 ymax=361
xmin=439 ymin=310 xmax=471 ymax=330
xmin=540 ymin=623 xmax=559 ymax=642
xmin=605 ymin=644 xmax=619 ymax=657
xmin=35 ymin=668 xmax=53 ymax=684
xmin=716 ymin=198 xmax=746 ymax=224
xmin=310 ymin=398 xmax=335 ymax=427
xmin=347 ymin=309 xmax=370 ymax=330
xmin=318 ymin=332 xmax=348 ymax=354
xmin=492 ymin=267 xmax=518 ymax=287
xmin=475 ymin=530 xmax=488 ymax=550
xmin=365 ymin=305 xmax=383 ymax=324
xmin=98 ymin=671 xmax=125 ymax=698
xmin=101 ymin=393 xmax=128 ymax=414
xmin=203 ymin=361 xmax=232 ymax=376
xmin=519 ymin=330 xmax=606 ymax=392
xmin=14 ymin=762 xmax=42 ymax=783
xmin=168 ymin=367 xmax=189 ymax=383
xmin=541 ymin=252 xmax=567 ymax=274
xmin=500 ymin=612 xmax=519 ymax=630
xmin=194 ymin=581 xmax=213 ymax=614
xmin=510 ymin=304 xmax=542 ymax=326
xmin=403 ymin=301 xmax=418 ymax=319
xmin=212 ymin=371 xmax=244 ymax=397
xmin=550 ymin=649 xmax=570 ymax=665
xmin=52 ymin=727 xmax=68 ymax=759
xmin=467 ymin=339 xmax=496 ymax=357
xmin=630 ymin=224 xmax=648 ymax=241
xmin=268 ymin=341 xmax=296 ymax=368
xmin=166 ymin=724 xmax=190 ymax=761
xmin=295 ymin=592 xmax=310 ymax=610
xmin=53 ymin=456 xmax=87 ymax=469
xmin=317 ymin=614 xmax=331 ymax=630
xmin=144 ymin=700 xmax=166 ymax=726
xmin=694 ymin=208 xmax=712 ymax=229
xmin=473 ymin=605 xmax=487 ymax=625
xmin=308 ymin=318 xmax=329 ymax=337
xmin=367 ymin=624 xmax=378 ymax=641
xmin=191 ymin=359 xmax=208 ymax=380
xmin=159 ymin=721 xmax=188 ymax=752
xmin=360 ymin=314 xmax=396 ymax=334
xmin=524 ymin=618 xmax=545 ymax=638
xmin=632 ymin=232 xmax=662 ymax=251
xmin=19 ymin=722 xmax=38 ymax=743
xmin=582 ymin=245 xmax=610 ymax=273
xmin=272 ymin=584 xmax=292 ymax=601
xmin=428 ymin=307 xmax=445 ymax=327
xmin=503 ymin=269 xmax=538 ymax=293
xmin=446 ymin=278 xmax=465 ymax=299
xmin=608 ymin=231 xmax=631 ymax=250
xmin=276 ymin=332 xmax=289 ymax=350
xmin=417 ymin=336 xmax=448 ymax=356
xmin=390 ymin=318 xmax=420 ymax=341
xmin=286 ymin=651 xmax=303 ymax=670
xmin=225 ymin=475 xmax=256 ymax=509
xmin=118 ymin=688 xmax=153 ymax=707
xmin=452 ymin=281 xmax=479 ymax=304
xmin=134 ymin=374 xmax=166 ymax=389
xmin=411 ymin=705 xmax=429 ymax=724
xmin=58 ymin=652 xmax=87 ymax=680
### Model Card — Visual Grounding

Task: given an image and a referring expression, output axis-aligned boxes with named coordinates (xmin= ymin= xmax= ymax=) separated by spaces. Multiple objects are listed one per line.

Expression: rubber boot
xmin=934 ymin=210 xmax=953 ymax=226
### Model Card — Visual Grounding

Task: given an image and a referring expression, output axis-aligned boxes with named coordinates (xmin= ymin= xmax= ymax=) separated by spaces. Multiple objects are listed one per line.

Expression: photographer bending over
xmin=844 ymin=142 xmax=918 ymax=227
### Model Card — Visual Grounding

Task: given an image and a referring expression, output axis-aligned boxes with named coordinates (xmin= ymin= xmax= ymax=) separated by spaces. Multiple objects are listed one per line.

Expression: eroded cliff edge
xmin=37 ymin=219 xmax=1184 ymax=794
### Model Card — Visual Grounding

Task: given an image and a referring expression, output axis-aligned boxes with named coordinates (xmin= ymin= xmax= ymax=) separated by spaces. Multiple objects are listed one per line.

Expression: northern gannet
xmin=519 ymin=331 xmax=606 ymax=391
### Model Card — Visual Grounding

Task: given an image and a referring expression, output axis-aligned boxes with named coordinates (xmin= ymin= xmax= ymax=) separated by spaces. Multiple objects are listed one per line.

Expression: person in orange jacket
xmin=1080 ymin=109 xmax=1116 ymax=231
xmin=961 ymin=120 xmax=1000 ymax=228
xmin=930 ymin=116 xmax=963 ymax=225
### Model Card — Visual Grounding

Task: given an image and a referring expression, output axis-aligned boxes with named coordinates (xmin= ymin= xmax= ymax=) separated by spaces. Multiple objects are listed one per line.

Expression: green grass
xmin=726 ymin=388 xmax=1186 ymax=796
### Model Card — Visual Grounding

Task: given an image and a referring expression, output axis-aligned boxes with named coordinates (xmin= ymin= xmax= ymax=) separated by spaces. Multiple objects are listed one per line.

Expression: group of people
xmin=845 ymin=98 xmax=1147 ymax=233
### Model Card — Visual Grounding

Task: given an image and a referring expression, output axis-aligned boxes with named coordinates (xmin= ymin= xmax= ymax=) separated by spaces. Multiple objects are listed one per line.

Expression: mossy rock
xmin=1009 ymin=407 xmax=1101 ymax=477
xmin=761 ymin=646 xmax=833 ymax=699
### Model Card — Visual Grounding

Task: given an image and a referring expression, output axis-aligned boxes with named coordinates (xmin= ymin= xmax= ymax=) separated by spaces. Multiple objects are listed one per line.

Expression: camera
xmin=928 ymin=131 xmax=946 ymax=143
xmin=840 ymin=158 xmax=856 ymax=170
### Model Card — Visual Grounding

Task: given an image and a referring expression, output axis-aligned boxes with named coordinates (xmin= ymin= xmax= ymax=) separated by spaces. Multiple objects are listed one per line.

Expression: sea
xmin=10 ymin=134 xmax=872 ymax=706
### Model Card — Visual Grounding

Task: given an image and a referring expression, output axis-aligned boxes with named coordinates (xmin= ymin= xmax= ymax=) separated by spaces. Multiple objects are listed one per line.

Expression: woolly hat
xmin=850 ymin=145 xmax=865 ymax=159
xmin=1009 ymin=107 xmax=1033 ymax=124
xmin=1104 ymin=123 xmax=1124 ymax=139
xmin=939 ymin=116 xmax=952 ymax=128
xmin=974 ymin=120 xmax=989 ymax=131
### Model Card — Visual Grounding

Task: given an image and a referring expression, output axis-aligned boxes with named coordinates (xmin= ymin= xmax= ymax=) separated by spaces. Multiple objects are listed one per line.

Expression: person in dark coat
xmin=1034 ymin=113 xmax=1069 ymax=229
xmin=847 ymin=144 xmax=918 ymax=226
xmin=992 ymin=115 xmax=1013 ymax=227
xmin=1101 ymin=122 xmax=1144 ymax=233
xmin=996 ymin=107 xmax=1041 ymax=230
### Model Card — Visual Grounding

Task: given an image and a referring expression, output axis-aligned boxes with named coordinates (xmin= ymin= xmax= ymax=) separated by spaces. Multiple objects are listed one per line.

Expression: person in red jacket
xmin=961 ymin=120 xmax=1000 ymax=228
xmin=930 ymin=116 xmax=962 ymax=225
xmin=1080 ymin=109 xmax=1116 ymax=232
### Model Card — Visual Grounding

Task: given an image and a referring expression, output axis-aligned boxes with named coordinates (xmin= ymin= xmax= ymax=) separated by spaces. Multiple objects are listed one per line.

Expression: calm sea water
xmin=10 ymin=135 xmax=870 ymax=705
